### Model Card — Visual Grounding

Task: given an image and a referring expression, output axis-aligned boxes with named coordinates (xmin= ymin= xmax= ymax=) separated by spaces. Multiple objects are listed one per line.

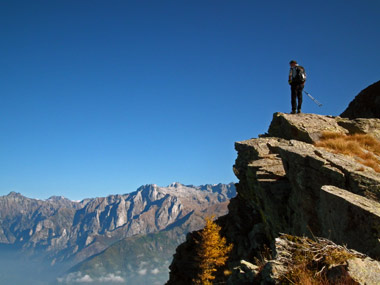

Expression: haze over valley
xmin=0 ymin=183 xmax=235 ymax=284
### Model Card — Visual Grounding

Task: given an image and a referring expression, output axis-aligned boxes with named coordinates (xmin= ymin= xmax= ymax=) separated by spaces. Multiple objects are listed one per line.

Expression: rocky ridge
xmin=0 ymin=183 xmax=235 ymax=268
xmin=168 ymin=109 xmax=380 ymax=284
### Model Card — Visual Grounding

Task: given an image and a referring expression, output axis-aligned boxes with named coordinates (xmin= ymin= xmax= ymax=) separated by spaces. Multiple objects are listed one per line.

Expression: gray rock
xmin=267 ymin=112 xmax=380 ymax=143
xmin=347 ymin=257 xmax=380 ymax=285
xmin=341 ymin=80 xmax=380 ymax=119
xmin=267 ymin=112 xmax=347 ymax=143
xmin=227 ymin=260 xmax=259 ymax=285
xmin=336 ymin=116 xmax=380 ymax=139
xmin=319 ymin=185 xmax=380 ymax=259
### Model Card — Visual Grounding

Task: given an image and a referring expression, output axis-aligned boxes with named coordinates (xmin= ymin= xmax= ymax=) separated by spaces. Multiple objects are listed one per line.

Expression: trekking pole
xmin=304 ymin=90 xmax=322 ymax=107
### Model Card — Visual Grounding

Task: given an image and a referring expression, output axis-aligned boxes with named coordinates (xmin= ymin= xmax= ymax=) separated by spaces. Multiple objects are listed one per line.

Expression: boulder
xmin=227 ymin=260 xmax=259 ymax=285
xmin=341 ymin=80 xmax=380 ymax=119
xmin=319 ymin=185 xmax=380 ymax=259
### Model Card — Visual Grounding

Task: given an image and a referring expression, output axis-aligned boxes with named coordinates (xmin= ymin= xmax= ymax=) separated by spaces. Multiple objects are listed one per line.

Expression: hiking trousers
xmin=291 ymin=83 xmax=304 ymax=111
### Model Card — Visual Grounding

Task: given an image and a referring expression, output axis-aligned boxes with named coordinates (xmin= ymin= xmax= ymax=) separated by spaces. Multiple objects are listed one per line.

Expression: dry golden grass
xmin=251 ymin=235 xmax=360 ymax=284
xmin=279 ymin=235 xmax=360 ymax=285
xmin=315 ymin=132 xmax=380 ymax=173
xmin=287 ymin=265 xmax=359 ymax=285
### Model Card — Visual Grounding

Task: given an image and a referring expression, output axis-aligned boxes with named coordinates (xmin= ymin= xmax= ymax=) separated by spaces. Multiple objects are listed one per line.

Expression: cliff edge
xmin=167 ymin=83 xmax=380 ymax=284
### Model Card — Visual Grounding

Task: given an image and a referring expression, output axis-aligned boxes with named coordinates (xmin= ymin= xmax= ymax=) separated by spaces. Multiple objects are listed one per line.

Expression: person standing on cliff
xmin=288 ymin=60 xmax=306 ymax=114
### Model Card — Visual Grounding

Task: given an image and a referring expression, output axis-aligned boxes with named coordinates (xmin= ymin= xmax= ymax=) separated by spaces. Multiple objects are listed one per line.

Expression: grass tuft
xmin=315 ymin=132 xmax=380 ymax=173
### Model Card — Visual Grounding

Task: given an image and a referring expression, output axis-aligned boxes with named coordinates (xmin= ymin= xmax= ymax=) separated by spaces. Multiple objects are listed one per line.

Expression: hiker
xmin=288 ymin=60 xmax=306 ymax=114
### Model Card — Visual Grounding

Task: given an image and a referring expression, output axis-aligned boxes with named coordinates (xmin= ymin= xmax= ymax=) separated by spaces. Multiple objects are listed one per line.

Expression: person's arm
xmin=288 ymin=68 xmax=293 ymax=84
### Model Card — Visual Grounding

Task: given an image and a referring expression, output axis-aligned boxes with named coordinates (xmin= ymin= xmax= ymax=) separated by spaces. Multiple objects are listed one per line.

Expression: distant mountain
xmin=0 ymin=183 xmax=235 ymax=284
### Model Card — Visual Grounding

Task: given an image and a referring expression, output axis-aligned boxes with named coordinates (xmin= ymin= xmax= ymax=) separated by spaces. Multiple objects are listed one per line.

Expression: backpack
xmin=293 ymin=66 xmax=306 ymax=83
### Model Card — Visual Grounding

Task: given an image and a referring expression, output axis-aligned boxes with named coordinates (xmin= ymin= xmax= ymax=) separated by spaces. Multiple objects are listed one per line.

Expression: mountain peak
xmin=168 ymin=182 xmax=184 ymax=188
xmin=47 ymin=195 xmax=68 ymax=201
xmin=6 ymin=191 xmax=23 ymax=198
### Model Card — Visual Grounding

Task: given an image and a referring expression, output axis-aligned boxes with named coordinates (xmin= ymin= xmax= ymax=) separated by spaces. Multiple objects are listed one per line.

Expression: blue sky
xmin=0 ymin=0 xmax=379 ymax=200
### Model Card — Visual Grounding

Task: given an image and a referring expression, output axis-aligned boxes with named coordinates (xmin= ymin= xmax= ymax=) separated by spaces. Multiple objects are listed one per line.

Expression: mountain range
xmin=0 ymin=182 xmax=236 ymax=284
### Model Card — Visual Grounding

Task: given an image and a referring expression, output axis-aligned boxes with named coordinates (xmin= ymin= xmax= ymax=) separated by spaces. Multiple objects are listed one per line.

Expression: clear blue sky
xmin=1 ymin=0 xmax=379 ymax=200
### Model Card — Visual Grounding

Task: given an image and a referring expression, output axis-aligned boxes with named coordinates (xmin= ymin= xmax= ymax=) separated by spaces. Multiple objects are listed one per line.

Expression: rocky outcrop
xmin=168 ymin=111 xmax=380 ymax=284
xmin=267 ymin=112 xmax=347 ymax=143
xmin=234 ymin=114 xmax=380 ymax=257
xmin=267 ymin=112 xmax=380 ymax=142
xmin=341 ymin=80 xmax=380 ymax=119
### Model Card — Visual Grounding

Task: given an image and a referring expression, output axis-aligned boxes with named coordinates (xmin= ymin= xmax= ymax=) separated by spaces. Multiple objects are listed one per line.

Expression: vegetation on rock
xmin=278 ymin=235 xmax=360 ymax=285
xmin=315 ymin=131 xmax=380 ymax=173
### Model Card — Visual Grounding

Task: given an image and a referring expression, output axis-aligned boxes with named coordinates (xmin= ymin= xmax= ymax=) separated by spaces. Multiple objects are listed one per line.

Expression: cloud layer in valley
xmin=57 ymin=272 xmax=125 ymax=284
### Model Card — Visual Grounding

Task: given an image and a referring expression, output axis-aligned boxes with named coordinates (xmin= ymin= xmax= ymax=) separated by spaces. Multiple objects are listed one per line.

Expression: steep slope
xmin=60 ymin=201 xmax=230 ymax=284
xmin=167 ymin=111 xmax=380 ymax=284
xmin=0 ymin=192 xmax=83 ymax=249
xmin=61 ymin=231 xmax=180 ymax=285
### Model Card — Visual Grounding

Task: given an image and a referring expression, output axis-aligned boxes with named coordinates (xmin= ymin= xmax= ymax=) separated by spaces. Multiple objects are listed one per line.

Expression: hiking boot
xmin=291 ymin=110 xmax=296 ymax=114
xmin=297 ymin=109 xmax=301 ymax=114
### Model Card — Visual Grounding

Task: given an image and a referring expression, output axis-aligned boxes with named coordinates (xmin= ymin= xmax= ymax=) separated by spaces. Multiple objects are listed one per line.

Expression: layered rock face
xmin=0 ymin=183 xmax=235 ymax=267
xmin=167 ymin=112 xmax=380 ymax=284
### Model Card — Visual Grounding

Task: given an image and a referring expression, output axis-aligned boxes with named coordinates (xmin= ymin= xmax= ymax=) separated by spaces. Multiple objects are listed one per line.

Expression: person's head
xmin=289 ymin=60 xmax=297 ymax=67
